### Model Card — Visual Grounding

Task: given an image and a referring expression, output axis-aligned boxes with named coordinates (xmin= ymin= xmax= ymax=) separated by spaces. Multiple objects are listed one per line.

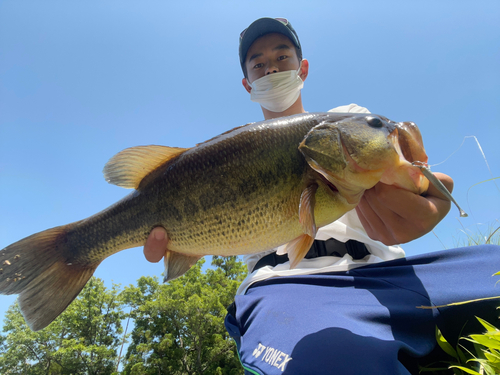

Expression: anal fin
xmin=163 ymin=250 xmax=202 ymax=282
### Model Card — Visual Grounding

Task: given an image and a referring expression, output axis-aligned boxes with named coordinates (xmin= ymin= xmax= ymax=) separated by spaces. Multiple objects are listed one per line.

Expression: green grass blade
xmin=476 ymin=316 xmax=500 ymax=333
xmin=436 ymin=326 xmax=458 ymax=359
xmin=449 ymin=365 xmax=482 ymax=375
xmin=468 ymin=335 xmax=500 ymax=350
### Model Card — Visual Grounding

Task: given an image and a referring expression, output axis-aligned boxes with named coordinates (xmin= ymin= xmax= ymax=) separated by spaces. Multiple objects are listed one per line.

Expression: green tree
xmin=121 ymin=256 xmax=246 ymax=375
xmin=0 ymin=277 xmax=125 ymax=374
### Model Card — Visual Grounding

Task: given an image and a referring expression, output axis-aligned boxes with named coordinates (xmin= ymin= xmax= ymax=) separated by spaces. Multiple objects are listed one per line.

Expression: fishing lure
xmin=412 ymin=161 xmax=468 ymax=217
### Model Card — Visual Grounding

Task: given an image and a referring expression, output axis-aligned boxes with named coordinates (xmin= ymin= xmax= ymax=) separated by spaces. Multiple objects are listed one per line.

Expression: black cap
xmin=239 ymin=17 xmax=302 ymax=75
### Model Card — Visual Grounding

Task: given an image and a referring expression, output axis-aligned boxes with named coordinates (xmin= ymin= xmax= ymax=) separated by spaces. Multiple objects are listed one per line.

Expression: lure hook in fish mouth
xmin=412 ymin=161 xmax=468 ymax=218
xmin=1 ymin=111 xmax=442 ymax=332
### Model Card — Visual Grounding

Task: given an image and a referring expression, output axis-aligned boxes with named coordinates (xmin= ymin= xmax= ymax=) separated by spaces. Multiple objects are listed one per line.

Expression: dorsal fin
xmin=103 ymin=145 xmax=189 ymax=189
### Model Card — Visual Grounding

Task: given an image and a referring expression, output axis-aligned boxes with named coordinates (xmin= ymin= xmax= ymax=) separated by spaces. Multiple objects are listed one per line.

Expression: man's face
xmin=244 ymin=33 xmax=301 ymax=85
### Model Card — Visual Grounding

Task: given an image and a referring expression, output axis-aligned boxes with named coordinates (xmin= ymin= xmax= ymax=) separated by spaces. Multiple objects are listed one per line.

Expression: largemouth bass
xmin=0 ymin=112 xmax=429 ymax=331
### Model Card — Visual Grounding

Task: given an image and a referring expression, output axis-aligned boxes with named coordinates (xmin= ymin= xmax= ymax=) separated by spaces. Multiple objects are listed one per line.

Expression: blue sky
xmin=1 ymin=1 xmax=499 ymax=323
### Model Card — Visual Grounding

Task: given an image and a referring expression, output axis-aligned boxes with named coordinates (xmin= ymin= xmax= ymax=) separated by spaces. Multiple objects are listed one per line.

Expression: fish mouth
xmin=382 ymin=123 xmax=430 ymax=195
xmin=388 ymin=122 xmax=428 ymax=165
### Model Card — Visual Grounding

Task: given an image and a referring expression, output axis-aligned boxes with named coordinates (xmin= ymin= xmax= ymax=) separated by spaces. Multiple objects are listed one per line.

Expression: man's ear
xmin=242 ymin=77 xmax=252 ymax=94
xmin=299 ymin=58 xmax=309 ymax=82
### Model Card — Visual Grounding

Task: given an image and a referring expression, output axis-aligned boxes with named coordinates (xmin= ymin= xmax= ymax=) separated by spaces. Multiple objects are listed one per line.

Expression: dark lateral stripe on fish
xmin=0 ymin=112 xmax=431 ymax=331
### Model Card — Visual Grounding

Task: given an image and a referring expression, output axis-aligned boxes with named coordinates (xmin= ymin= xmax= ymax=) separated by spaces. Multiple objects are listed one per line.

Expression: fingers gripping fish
xmin=0 ymin=113 xmax=430 ymax=331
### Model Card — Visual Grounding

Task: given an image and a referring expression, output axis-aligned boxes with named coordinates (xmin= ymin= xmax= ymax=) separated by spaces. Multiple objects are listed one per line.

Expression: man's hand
xmin=144 ymin=227 xmax=169 ymax=263
xmin=355 ymin=172 xmax=453 ymax=245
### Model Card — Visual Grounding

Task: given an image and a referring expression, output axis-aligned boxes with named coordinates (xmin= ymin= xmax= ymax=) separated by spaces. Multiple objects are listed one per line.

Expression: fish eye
xmin=366 ymin=116 xmax=383 ymax=128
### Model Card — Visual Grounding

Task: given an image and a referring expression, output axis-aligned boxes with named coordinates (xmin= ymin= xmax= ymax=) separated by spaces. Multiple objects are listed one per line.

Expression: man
xmin=143 ymin=18 xmax=452 ymax=261
xmin=145 ymin=18 xmax=500 ymax=374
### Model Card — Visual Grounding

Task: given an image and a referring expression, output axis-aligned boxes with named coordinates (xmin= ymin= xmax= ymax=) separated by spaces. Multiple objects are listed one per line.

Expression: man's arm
xmin=355 ymin=172 xmax=453 ymax=245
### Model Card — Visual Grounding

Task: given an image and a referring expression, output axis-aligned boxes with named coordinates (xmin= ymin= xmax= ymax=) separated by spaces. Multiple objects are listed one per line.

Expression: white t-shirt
xmin=237 ymin=104 xmax=406 ymax=295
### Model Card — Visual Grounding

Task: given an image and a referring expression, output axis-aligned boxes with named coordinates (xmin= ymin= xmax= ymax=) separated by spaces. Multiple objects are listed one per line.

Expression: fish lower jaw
xmin=313 ymin=169 xmax=340 ymax=195
xmin=312 ymin=170 xmax=366 ymax=206
xmin=336 ymin=187 xmax=364 ymax=205
xmin=380 ymin=163 xmax=428 ymax=195
xmin=319 ymin=175 xmax=364 ymax=206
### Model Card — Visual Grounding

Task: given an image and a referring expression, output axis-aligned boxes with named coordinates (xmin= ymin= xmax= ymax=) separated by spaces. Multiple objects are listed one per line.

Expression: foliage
xmin=456 ymin=223 xmax=500 ymax=248
xmin=121 ymin=256 xmax=246 ymax=375
xmin=0 ymin=257 xmax=247 ymax=374
xmin=419 ymin=223 xmax=500 ymax=375
xmin=0 ymin=277 xmax=124 ymax=374
xmin=420 ymin=318 xmax=500 ymax=375
xmin=449 ymin=317 xmax=500 ymax=375
xmin=419 ymin=327 xmax=479 ymax=375
xmin=420 ymin=224 xmax=500 ymax=375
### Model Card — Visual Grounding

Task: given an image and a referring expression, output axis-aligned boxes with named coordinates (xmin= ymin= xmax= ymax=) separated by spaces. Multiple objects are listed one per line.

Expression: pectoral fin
xmin=299 ymin=184 xmax=318 ymax=237
xmin=163 ymin=250 xmax=202 ymax=282
xmin=282 ymin=184 xmax=318 ymax=269
xmin=284 ymin=234 xmax=315 ymax=269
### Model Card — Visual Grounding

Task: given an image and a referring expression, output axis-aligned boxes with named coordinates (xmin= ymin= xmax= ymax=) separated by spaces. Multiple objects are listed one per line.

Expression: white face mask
xmin=248 ymin=64 xmax=304 ymax=112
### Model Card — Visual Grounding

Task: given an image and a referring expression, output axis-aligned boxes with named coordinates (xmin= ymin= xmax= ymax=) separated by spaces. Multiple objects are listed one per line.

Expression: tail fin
xmin=0 ymin=223 xmax=98 ymax=331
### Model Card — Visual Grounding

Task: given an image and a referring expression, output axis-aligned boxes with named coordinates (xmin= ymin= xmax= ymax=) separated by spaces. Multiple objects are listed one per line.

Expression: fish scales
xmin=0 ymin=112 xmax=430 ymax=331
xmin=158 ymin=115 xmax=317 ymax=255
xmin=69 ymin=113 xmax=349 ymax=264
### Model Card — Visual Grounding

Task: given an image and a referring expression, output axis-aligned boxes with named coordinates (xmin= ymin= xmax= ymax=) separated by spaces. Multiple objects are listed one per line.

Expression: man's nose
xmin=265 ymin=64 xmax=279 ymax=75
